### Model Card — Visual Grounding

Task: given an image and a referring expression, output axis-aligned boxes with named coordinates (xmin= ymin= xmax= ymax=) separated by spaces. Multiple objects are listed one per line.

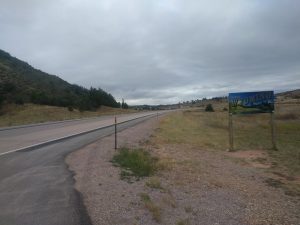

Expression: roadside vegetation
xmin=0 ymin=103 xmax=136 ymax=127
xmin=145 ymin=177 xmax=164 ymax=190
xmin=140 ymin=193 xmax=162 ymax=222
xmin=112 ymin=147 xmax=158 ymax=180
xmin=110 ymin=99 xmax=300 ymax=223
xmin=153 ymin=101 xmax=300 ymax=197
xmin=112 ymin=148 xmax=166 ymax=221
xmin=155 ymin=103 xmax=300 ymax=174
xmin=205 ymin=103 xmax=214 ymax=112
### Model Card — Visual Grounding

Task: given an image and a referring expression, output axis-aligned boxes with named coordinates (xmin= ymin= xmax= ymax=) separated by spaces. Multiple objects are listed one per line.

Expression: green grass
xmin=112 ymin=147 xmax=158 ymax=179
xmin=0 ymin=103 xmax=136 ymax=127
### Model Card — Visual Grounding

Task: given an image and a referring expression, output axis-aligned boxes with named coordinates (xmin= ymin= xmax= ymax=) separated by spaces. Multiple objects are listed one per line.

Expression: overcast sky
xmin=1 ymin=0 xmax=300 ymax=104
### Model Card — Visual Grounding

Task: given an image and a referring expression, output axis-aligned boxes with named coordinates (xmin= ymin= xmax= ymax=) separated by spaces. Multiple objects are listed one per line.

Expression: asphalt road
xmin=0 ymin=111 xmax=159 ymax=154
xmin=0 ymin=112 xmax=164 ymax=225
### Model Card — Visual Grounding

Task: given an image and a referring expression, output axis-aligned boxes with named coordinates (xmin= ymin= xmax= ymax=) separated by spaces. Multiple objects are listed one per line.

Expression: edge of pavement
xmin=0 ymin=112 xmax=162 ymax=157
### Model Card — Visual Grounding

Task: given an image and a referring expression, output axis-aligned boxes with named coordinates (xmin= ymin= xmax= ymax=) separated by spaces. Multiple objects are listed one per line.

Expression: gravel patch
xmin=66 ymin=116 xmax=300 ymax=225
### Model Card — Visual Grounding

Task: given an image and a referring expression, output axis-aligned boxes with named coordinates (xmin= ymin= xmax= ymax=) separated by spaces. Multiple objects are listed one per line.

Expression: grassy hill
xmin=0 ymin=104 xmax=135 ymax=127
xmin=277 ymin=89 xmax=300 ymax=98
xmin=0 ymin=49 xmax=120 ymax=111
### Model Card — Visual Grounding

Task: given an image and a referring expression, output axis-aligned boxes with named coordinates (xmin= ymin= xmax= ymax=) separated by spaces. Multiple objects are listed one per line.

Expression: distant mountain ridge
xmin=0 ymin=49 xmax=120 ymax=110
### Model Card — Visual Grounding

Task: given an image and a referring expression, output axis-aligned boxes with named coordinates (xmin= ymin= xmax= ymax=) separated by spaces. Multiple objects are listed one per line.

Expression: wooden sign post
xmin=229 ymin=113 xmax=234 ymax=151
xmin=114 ymin=116 xmax=117 ymax=150
xmin=270 ymin=111 xmax=277 ymax=150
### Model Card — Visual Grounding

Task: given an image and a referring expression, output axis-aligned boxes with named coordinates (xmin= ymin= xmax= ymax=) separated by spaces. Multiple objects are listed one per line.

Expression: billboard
xmin=229 ymin=91 xmax=274 ymax=114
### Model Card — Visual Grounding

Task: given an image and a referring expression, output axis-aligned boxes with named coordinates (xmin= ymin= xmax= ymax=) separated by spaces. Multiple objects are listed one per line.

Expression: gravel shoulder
xmin=66 ymin=116 xmax=300 ymax=225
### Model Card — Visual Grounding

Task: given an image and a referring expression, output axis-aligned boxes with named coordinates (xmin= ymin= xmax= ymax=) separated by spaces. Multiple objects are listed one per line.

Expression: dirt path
xmin=66 ymin=116 xmax=300 ymax=225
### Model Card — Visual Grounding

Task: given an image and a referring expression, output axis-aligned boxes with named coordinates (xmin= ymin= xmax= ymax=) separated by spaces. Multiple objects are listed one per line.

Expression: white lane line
xmin=0 ymin=113 xmax=159 ymax=157
xmin=0 ymin=112 xmax=143 ymax=131
xmin=0 ymin=125 xmax=111 ymax=156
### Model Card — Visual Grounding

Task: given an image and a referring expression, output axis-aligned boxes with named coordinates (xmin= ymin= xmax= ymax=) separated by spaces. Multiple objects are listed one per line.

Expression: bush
xmin=0 ymin=96 xmax=4 ymax=109
xmin=112 ymin=148 xmax=158 ymax=178
xmin=205 ymin=104 xmax=214 ymax=112
xmin=67 ymin=106 xmax=74 ymax=112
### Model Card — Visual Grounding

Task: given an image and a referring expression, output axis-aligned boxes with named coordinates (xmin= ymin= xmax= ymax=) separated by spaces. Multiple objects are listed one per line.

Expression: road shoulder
xmin=66 ymin=116 xmax=300 ymax=225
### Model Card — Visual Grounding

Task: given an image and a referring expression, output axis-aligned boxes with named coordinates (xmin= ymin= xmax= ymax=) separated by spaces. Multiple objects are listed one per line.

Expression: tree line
xmin=0 ymin=49 xmax=124 ymax=111
xmin=0 ymin=81 xmax=121 ymax=111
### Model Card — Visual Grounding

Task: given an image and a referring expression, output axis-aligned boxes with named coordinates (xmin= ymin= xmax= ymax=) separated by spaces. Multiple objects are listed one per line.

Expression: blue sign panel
xmin=229 ymin=91 xmax=274 ymax=114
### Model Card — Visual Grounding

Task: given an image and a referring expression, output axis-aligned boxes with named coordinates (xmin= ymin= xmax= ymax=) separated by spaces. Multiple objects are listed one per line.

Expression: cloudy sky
xmin=0 ymin=0 xmax=300 ymax=104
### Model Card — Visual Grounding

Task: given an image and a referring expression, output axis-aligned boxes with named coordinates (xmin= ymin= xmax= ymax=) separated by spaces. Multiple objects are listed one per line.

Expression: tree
xmin=14 ymin=96 xmax=24 ymax=105
xmin=68 ymin=106 xmax=74 ymax=112
xmin=121 ymin=98 xmax=129 ymax=109
xmin=0 ymin=95 xmax=4 ymax=109
xmin=0 ymin=49 xmax=121 ymax=110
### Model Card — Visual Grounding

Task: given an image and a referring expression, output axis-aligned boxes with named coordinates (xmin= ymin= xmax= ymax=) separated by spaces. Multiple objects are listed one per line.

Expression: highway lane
xmin=0 ymin=111 xmax=160 ymax=154
xmin=0 ymin=113 xmax=163 ymax=225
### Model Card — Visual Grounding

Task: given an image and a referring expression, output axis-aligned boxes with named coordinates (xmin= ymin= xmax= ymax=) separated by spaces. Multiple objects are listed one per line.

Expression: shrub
xmin=205 ymin=104 xmax=214 ymax=112
xmin=112 ymin=148 xmax=158 ymax=178
xmin=140 ymin=193 xmax=161 ymax=222
xmin=67 ymin=106 xmax=74 ymax=112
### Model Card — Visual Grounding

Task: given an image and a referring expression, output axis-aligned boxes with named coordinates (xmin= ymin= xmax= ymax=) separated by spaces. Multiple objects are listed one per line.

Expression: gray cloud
xmin=1 ymin=0 xmax=300 ymax=104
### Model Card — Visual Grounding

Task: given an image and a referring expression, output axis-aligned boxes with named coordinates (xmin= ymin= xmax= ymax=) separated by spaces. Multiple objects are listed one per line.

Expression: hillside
xmin=0 ymin=49 xmax=120 ymax=110
xmin=276 ymin=89 xmax=300 ymax=99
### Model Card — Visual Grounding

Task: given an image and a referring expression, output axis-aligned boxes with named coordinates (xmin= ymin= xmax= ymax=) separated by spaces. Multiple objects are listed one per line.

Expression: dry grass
xmin=176 ymin=219 xmax=190 ymax=225
xmin=184 ymin=206 xmax=193 ymax=213
xmin=154 ymin=102 xmax=300 ymax=176
xmin=154 ymin=110 xmax=228 ymax=150
xmin=161 ymin=194 xmax=177 ymax=208
xmin=140 ymin=193 xmax=162 ymax=222
xmin=0 ymin=103 xmax=136 ymax=127
xmin=146 ymin=177 xmax=163 ymax=190
xmin=276 ymin=113 xmax=298 ymax=120
xmin=149 ymin=101 xmax=300 ymax=200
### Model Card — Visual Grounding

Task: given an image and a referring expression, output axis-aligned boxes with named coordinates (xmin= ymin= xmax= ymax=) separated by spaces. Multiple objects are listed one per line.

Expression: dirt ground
xmin=66 ymin=116 xmax=300 ymax=225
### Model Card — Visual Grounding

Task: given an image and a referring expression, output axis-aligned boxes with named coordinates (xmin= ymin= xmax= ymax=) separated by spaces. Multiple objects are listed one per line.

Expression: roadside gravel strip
xmin=66 ymin=115 xmax=162 ymax=225
xmin=0 ymin=111 xmax=163 ymax=155
xmin=67 ymin=116 xmax=300 ymax=225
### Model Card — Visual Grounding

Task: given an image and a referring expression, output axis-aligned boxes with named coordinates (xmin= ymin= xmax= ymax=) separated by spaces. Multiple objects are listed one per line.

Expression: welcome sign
xmin=229 ymin=91 xmax=274 ymax=114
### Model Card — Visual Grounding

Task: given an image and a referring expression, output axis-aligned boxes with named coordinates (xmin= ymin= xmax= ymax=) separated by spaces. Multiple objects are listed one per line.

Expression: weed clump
xmin=177 ymin=219 xmax=190 ymax=225
xmin=140 ymin=193 xmax=161 ymax=222
xmin=146 ymin=177 xmax=163 ymax=189
xmin=112 ymin=147 xmax=158 ymax=179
